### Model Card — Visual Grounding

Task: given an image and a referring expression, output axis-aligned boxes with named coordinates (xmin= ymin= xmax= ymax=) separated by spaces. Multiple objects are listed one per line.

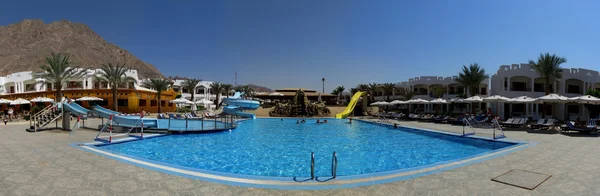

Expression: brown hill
xmin=0 ymin=19 xmax=163 ymax=78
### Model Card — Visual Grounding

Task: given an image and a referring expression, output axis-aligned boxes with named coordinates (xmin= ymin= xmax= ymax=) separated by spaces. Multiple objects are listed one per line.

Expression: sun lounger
xmin=564 ymin=121 xmax=596 ymax=133
xmin=500 ymin=118 xmax=515 ymax=126
xmin=157 ymin=114 xmax=166 ymax=119
xmin=587 ymin=119 xmax=597 ymax=129
xmin=500 ymin=118 xmax=527 ymax=127
xmin=530 ymin=118 xmax=547 ymax=129
xmin=167 ymin=113 xmax=177 ymax=119
xmin=540 ymin=119 xmax=555 ymax=129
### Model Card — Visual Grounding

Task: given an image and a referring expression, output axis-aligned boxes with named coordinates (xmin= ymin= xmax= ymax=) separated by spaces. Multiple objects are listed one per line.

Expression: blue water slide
xmin=62 ymin=102 xmax=90 ymax=118
xmin=91 ymin=105 xmax=158 ymax=128
xmin=222 ymin=92 xmax=260 ymax=119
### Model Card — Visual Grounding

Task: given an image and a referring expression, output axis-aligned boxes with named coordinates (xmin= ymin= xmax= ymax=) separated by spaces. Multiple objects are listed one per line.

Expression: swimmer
xmin=346 ymin=118 xmax=353 ymax=124
xmin=301 ymin=119 xmax=306 ymax=123
xmin=281 ymin=119 xmax=283 ymax=121
xmin=323 ymin=120 xmax=328 ymax=123
xmin=296 ymin=120 xmax=300 ymax=124
xmin=316 ymin=119 xmax=321 ymax=124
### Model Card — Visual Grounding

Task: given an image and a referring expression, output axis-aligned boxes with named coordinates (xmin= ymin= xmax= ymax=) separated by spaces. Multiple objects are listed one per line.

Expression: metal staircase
xmin=30 ymin=104 xmax=62 ymax=132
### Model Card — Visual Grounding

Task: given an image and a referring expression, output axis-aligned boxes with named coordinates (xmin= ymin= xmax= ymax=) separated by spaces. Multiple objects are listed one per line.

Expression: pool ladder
xmin=308 ymin=151 xmax=337 ymax=181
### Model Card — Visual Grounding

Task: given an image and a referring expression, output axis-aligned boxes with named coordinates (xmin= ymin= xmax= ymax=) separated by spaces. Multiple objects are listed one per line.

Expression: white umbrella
xmin=0 ymin=98 xmax=12 ymax=104
xmin=30 ymin=97 xmax=54 ymax=103
xmin=370 ymin=101 xmax=381 ymax=106
xmin=378 ymin=101 xmax=390 ymax=105
xmin=568 ymin=95 xmax=600 ymax=104
xmin=76 ymin=96 xmax=104 ymax=101
xmin=170 ymin=98 xmax=194 ymax=105
xmin=390 ymin=100 xmax=406 ymax=105
xmin=10 ymin=98 xmax=31 ymax=105
xmin=429 ymin=98 xmax=447 ymax=104
xmin=508 ymin=96 xmax=536 ymax=103
xmin=195 ymin=99 xmax=213 ymax=104
xmin=483 ymin=95 xmax=509 ymax=116
xmin=449 ymin=98 xmax=465 ymax=103
xmin=536 ymin=94 xmax=568 ymax=103
xmin=464 ymin=96 xmax=484 ymax=102
xmin=407 ymin=98 xmax=429 ymax=103
xmin=269 ymin=92 xmax=284 ymax=96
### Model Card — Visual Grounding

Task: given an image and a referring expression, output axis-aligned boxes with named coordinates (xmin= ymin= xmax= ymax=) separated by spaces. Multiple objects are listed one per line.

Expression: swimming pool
xmin=96 ymin=118 xmax=518 ymax=179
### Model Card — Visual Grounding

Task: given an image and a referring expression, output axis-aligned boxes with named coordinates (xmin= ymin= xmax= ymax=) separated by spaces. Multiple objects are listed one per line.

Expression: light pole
xmin=322 ymin=78 xmax=325 ymax=93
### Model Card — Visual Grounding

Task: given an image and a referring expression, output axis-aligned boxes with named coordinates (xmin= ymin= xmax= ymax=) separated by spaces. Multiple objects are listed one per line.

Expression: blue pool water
xmin=98 ymin=118 xmax=515 ymax=178
xmin=155 ymin=119 xmax=230 ymax=130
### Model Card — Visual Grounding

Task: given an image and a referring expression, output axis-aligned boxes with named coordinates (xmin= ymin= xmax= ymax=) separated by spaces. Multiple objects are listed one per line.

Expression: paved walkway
xmin=1 ymin=118 xmax=600 ymax=195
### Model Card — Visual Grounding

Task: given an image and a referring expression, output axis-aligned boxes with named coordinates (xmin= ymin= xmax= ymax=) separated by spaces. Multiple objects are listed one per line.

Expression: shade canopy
xmin=407 ymin=98 xmax=429 ymax=103
xmin=429 ymin=98 xmax=447 ymax=104
xmin=464 ymin=96 xmax=484 ymax=102
xmin=449 ymin=98 xmax=465 ymax=103
xmin=371 ymin=101 xmax=390 ymax=106
xmin=508 ymin=96 xmax=536 ymax=103
xmin=536 ymin=94 xmax=568 ymax=103
xmin=170 ymin=98 xmax=194 ymax=105
xmin=568 ymin=95 xmax=600 ymax=104
xmin=390 ymin=100 xmax=406 ymax=105
xmin=269 ymin=92 xmax=284 ymax=96
xmin=10 ymin=98 xmax=31 ymax=105
xmin=195 ymin=99 xmax=213 ymax=104
xmin=76 ymin=96 xmax=104 ymax=101
xmin=482 ymin=95 xmax=509 ymax=103
xmin=30 ymin=97 xmax=54 ymax=102
xmin=0 ymin=98 xmax=12 ymax=104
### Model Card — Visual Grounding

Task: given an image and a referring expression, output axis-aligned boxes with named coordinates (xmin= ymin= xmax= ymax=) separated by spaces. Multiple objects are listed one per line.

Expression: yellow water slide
xmin=335 ymin=92 xmax=366 ymax=119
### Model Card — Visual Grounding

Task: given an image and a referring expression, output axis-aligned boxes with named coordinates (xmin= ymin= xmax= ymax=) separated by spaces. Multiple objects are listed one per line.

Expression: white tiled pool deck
xmin=1 ymin=118 xmax=600 ymax=195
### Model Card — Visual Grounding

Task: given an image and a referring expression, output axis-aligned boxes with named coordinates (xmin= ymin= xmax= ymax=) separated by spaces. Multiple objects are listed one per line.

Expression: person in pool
xmin=346 ymin=118 xmax=352 ymax=124
xmin=301 ymin=119 xmax=306 ymax=123
xmin=296 ymin=120 xmax=300 ymax=124
xmin=316 ymin=119 xmax=321 ymax=124
xmin=323 ymin=119 xmax=328 ymax=123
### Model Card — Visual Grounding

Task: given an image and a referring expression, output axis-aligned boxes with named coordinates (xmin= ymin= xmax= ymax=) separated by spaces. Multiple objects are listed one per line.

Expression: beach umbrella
xmin=390 ymin=100 xmax=405 ymax=105
xmin=483 ymin=95 xmax=509 ymax=116
xmin=568 ymin=95 xmax=600 ymax=104
xmin=76 ymin=96 xmax=104 ymax=101
xmin=429 ymin=98 xmax=447 ymax=104
xmin=407 ymin=98 xmax=429 ymax=103
xmin=195 ymin=99 xmax=213 ymax=105
xmin=0 ymin=98 xmax=12 ymax=104
xmin=170 ymin=98 xmax=194 ymax=105
xmin=269 ymin=92 xmax=284 ymax=96
xmin=464 ymin=96 xmax=484 ymax=102
xmin=449 ymin=98 xmax=464 ymax=103
xmin=536 ymin=94 xmax=568 ymax=118
xmin=10 ymin=98 xmax=31 ymax=105
xmin=30 ymin=97 xmax=54 ymax=103
xmin=508 ymin=96 xmax=536 ymax=103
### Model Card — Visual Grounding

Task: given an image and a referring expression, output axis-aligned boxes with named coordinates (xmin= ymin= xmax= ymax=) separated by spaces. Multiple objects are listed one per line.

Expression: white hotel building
xmin=375 ymin=63 xmax=600 ymax=121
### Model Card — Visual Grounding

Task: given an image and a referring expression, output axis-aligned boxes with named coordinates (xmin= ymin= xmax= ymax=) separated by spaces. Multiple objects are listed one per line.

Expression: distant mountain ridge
xmin=0 ymin=19 xmax=163 ymax=78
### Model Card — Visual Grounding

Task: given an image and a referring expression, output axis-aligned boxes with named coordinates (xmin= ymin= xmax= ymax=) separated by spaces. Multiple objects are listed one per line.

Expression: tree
xmin=430 ymin=86 xmax=446 ymax=98
xmin=403 ymin=89 xmax=416 ymax=101
xmin=455 ymin=63 xmax=489 ymax=97
xmin=95 ymin=63 xmax=137 ymax=111
xmin=332 ymin=86 xmax=345 ymax=104
xmin=368 ymin=83 xmax=379 ymax=102
xmin=209 ymin=82 xmax=224 ymax=107
xmin=142 ymin=78 xmax=173 ymax=114
xmin=34 ymin=53 xmax=86 ymax=102
xmin=222 ymin=84 xmax=233 ymax=98
xmin=357 ymin=84 xmax=369 ymax=92
xmin=182 ymin=78 xmax=202 ymax=102
xmin=240 ymin=85 xmax=255 ymax=99
xmin=529 ymin=53 xmax=566 ymax=117
xmin=381 ymin=83 xmax=396 ymax=101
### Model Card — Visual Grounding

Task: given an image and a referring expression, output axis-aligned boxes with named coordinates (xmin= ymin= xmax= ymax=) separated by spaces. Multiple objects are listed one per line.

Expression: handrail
xmin=310 ymin=152 xmax=315 ymax=180
xmin=462 ymin=118 xmax=476 ymax=136
xmin=331 ymin=151 xmax=337 ymax=179
xmin=491 ymin=117 xmax=506 ymax=139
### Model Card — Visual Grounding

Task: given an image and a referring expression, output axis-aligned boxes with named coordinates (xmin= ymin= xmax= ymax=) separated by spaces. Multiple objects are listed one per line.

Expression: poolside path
xmin=0 ymin=118 xmax=599 ymax=195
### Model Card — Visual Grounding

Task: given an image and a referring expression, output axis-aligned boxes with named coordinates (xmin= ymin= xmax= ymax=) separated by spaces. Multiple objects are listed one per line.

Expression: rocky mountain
xmin=246 ymin=84 xmax=274 ymax=92
xmin=0 ymin=19 xmax=163 ymax=78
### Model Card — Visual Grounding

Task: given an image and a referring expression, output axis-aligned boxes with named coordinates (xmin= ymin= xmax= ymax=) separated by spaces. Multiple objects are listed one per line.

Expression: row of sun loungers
xmin=157 ymin=112 xmax=217 ymax=119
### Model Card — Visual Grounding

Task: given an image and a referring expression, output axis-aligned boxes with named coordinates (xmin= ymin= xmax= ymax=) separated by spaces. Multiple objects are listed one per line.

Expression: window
xmin=118 ymin=99 xmax=128 ymax=106
xmin=567 ymin=85 xmax=581 ymax=94
xmin=161 ymin=101 xmax=166 ymax=106
xmin=511 ymin=82 xmax=526 ymax=91
xmin=480 ymin=87 xmax=487 ymax=95
xmin=567 ymin=105 xmax=579 ymax=113
xmin=150 ymin=100 xmax=157 ymax=107
xmin=504 ymin=77 xmax=508 ymax=90
xmin=139 ymin=99 xmax=147 ymax=107
xmin=534 ymin=83 xmax=544 ymax=92
xmin=168 ymin=103 xmax=173 ymax=107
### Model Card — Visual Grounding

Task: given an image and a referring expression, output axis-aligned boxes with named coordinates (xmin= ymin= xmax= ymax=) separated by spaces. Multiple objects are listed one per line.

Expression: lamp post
xmin=322 ymin=78 xmax=325 ymax=93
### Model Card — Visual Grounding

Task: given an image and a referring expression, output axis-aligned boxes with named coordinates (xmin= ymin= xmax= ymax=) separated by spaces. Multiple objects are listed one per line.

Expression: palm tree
xmin=209 ymin=82 xmax=224 ymax=107
xmin=455 ymin=63 xmax=489 ymax=97
xmin=529 ymin=53 xmax=567 ymax=117
xmin=332 ymin=86 xmax=345 ymax=104
xmin=34 ymin=53 xmax=86 ymax=102
xmin=349 ymin=88 xmax=359 ymax=95
xmin=241 ymin=85 xmax=255 ymax=99
xmin=430 ymin=86 xmax=446 ymax=98
xmin=403 ymin=89 xmax=416 ymax=101
xmin=222 ymin=84 xmax=233 ymax=98
xmin=182 ymin=78 xmax=202 ymax=101
xmin=95 ymin=63 xmax=137 ymax=111
xmin=142 ymin=78 xmax=173 ymax=113
xmin=381 ymin=83 xmax=396 ymax=101
xmin=368 ymin=83 xmax=379 ymax=102
xmin=357 ymin=84 xmax=369 ymax=92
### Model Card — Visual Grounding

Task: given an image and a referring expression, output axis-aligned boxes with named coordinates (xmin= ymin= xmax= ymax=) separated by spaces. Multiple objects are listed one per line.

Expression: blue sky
xmin=1 ymin=0 xmax=599 ymax=93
